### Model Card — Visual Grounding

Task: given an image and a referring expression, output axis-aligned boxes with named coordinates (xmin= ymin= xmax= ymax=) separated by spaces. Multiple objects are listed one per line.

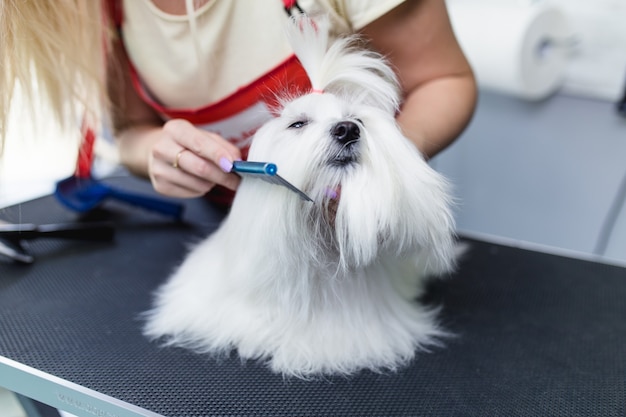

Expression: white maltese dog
xmin=144 ymin=16 xmax=457 ymax=378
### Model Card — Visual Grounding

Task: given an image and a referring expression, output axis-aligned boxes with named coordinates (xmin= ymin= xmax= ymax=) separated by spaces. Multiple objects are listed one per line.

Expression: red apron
xmin=107 ymin=0 xmax=311 ymax=207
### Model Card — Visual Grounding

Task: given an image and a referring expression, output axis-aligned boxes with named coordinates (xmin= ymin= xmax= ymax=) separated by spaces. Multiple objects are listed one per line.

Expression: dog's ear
xmin=286 ymin=15 xmax=400 ymax=115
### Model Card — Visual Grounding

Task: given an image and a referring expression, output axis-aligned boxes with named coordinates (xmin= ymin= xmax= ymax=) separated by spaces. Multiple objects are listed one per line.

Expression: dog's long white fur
xmin=143 ymin=16 xmax=457 ymax=378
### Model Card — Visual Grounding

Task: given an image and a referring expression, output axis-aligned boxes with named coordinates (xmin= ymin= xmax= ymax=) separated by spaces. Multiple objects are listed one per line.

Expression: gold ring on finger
xmin=173 ymin=149 xmax=186 ymax=169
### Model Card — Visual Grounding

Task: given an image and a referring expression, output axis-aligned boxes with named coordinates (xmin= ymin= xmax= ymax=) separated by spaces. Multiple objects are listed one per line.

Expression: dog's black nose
xmin=331 ymin=121 xmax=360 ymax=144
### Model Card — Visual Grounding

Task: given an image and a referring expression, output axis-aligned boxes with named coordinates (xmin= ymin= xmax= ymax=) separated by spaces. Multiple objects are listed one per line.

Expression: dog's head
xmin=231 ymin=16 xmax=456 ymax=274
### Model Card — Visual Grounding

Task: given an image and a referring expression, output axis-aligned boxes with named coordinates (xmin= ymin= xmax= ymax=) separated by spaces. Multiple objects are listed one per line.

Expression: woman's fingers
xmin=163 ymin=119 xmax=241 ymax=167
xmin=149 ymin=152 xmax=214 ymax=198
xmin=147 ymin=119 xmax=242 ymax=198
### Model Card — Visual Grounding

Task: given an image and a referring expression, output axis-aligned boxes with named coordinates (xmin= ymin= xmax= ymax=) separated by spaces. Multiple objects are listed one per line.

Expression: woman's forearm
xmin=397 ymin=71 xmax=477 ymax=158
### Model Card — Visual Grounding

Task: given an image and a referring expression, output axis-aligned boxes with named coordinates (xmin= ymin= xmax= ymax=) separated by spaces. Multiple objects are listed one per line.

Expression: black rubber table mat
xmin=1 ymin=176 xmax=625 ymax=416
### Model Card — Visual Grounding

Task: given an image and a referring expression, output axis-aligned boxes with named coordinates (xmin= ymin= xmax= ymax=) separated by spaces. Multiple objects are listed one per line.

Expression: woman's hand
xmin=147 ymin=119 xmax=242 ymax=198
xmin=116 ymin=119 xmax=242 ymax=199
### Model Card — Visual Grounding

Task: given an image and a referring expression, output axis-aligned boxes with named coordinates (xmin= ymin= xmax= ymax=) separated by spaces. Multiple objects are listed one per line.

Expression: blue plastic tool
xmin=54 ymin=124 xmax=184 ymax=219
xmin=55 ymin=176 xmax=184 ymax=219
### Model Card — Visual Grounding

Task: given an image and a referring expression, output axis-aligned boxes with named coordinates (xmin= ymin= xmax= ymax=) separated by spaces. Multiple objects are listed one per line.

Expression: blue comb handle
xmin=232 ymin=161 xmax=313 ymax=202
xmin=232 ymin=161 xmax=278 ymax=176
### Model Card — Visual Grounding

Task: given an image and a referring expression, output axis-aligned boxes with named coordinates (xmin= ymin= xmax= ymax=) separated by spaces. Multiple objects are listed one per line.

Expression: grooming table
xmin=1 ymin=176 xmax=625 ymax=417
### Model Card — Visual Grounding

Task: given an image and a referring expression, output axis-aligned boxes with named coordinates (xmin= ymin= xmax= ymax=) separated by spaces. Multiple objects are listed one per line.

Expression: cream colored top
xmin=121 ymin=0 xmax=405 ymax=109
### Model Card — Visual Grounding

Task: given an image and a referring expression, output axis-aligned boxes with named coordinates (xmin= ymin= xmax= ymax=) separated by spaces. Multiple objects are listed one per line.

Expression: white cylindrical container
xmin=447 ymin=0 xmax=571 ymax=100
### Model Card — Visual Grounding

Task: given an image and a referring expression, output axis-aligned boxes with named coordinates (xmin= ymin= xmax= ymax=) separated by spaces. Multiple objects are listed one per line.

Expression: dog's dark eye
xmin=288 ymin=120 xmax=308 ymax=129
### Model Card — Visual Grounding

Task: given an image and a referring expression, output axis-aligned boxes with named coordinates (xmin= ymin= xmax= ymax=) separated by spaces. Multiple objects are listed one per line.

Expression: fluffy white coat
xmin=144 ymin=16 xmax=457 ymax=378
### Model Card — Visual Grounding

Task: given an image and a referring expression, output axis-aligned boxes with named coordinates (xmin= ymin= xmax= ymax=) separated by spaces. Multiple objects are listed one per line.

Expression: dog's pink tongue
xmin=324 ymin=186 xmax=341 ymax=226
xmin=325 ymin=186 xmax=341 ymax=200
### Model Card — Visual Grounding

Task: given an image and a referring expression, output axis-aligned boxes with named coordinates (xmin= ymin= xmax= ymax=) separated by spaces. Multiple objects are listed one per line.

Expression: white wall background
xmin=551 ymin=0 xmax=626 ymax=101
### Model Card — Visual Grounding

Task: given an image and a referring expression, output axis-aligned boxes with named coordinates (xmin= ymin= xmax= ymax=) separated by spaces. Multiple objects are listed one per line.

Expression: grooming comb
xmin=232 ymin=161 xmax=313 ymax=202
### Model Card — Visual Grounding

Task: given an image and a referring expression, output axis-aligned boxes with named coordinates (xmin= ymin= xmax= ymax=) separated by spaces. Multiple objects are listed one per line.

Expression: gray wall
xmin=432 ymin=91 xmax=626 ymax=265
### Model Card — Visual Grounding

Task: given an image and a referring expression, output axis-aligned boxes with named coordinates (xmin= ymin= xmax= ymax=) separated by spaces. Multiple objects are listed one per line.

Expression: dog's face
xmin=254 ymin=93 xmax=372 ymax=202
xmin=254 ymin=93 xmax=365 ymax=161
xmin=280 ymin=93 xmax=363 ymax=169
xmin=247 ymin=93 xmax=385 ymax=233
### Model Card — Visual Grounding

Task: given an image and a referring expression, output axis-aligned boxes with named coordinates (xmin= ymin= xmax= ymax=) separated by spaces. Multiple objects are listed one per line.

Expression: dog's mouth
xmin=322 ymin=185 xmax=342 ymax=227
xmin=331 ymin=142 xmax=359 ymax=166
xmin=328 ymin=120 xmax=361 ymax=167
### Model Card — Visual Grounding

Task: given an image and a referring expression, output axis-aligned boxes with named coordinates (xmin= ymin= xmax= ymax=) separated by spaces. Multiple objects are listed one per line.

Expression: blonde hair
xmin=0 ymin=0 xmax=111 ymax=152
